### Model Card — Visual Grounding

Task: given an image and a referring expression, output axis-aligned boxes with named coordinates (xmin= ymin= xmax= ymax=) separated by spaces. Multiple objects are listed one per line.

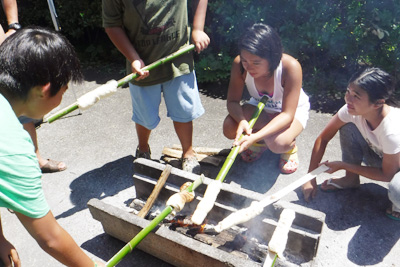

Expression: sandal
xmin=40 ymin=159 xmax=67 ymax=173
xmin=135 ymin=145 xmax=151 ymax=159
xmin=320 ymin=177 xmax=359 ymax=192
xmin=386 ymin=204 xmax=400 ymax=221
xmin=240 ymin=142 xmax=268 ymax=162
xmin=279 ymin=145 xmax=299 ymax=174
xmin=182 ymin=156 xmax=201 ymax=174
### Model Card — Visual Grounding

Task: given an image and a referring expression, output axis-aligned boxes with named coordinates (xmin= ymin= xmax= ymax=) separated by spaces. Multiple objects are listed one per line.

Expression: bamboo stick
xmin=215 ymin=164 xmax=329 ymax=232
xmin=106 ymin=175 xmax=204 ymax=267
xmin=46 ymin=44 xmax=195 ymax=123
xmin=191 ymin=96 xmax=269 ymax=225
xmin=216 ymin=95 xmax=268 ymax=183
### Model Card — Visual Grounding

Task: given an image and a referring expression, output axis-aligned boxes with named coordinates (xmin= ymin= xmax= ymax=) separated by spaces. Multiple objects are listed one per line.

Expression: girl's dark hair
xmin=349 ymin=67 xmax=398 ymax=107
xmin=238 ymin=23 xmax=283 ymax=74
xmin=0 ymin=26 xmax=83 ymax=100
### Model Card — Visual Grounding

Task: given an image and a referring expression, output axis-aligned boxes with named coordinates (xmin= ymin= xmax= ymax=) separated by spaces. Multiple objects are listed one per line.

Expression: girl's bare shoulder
xmin=231 ymin=55 xmax=246 ymax=80
xmin=282 ymin=53 xmax=302 ymax=70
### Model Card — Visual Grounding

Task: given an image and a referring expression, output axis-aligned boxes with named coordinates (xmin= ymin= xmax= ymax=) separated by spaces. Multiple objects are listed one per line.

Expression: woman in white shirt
xmin=302 ymin=68 xmax=400 ymax=221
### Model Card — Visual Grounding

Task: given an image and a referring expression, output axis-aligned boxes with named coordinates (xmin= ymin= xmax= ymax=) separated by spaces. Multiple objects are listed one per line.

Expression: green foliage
xmin=194 ymin=52 xmax=232 ymax=83
xmin=13 ymin=0 xmax=119 ymax=64
xmin=201 ymin=1 xmax=399 ymax=101
xmin=2 ymin=0 xmax=399 ymax=111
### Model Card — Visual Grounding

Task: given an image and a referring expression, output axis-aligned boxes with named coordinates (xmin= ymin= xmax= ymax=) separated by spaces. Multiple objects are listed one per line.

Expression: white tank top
xmin=245 ymin=61 xmax=310 ymax=114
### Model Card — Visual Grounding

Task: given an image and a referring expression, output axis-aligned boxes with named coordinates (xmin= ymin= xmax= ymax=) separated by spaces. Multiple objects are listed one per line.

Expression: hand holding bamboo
xmin=46 ymin=44 xmax=195 ymax=123
xmin=191 ymin=96 xmax=269 ymax=225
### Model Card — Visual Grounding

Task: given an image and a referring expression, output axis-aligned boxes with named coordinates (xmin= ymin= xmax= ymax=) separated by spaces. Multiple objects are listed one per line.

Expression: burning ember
xmin=167 ymin=215 xmax=212 ymax=237
xmin=130 ymin=198 xmax=269 ymax=263
xmin=161 ymin=214 xmax=268 ymax=263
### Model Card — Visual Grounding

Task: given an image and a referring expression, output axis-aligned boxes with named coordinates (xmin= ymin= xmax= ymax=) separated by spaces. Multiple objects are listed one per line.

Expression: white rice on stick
xmin=77 ymin=80 xmax=118 ymax=110
xmin=263 ymin=209 xmax=296 ymax=267
xmin=215 ymin=164 xmax=328 ymax=232
xmin=166 ymin=181 xmax=197 ymax=215
xmin=191 ymin=180 xmax=221 ymax=224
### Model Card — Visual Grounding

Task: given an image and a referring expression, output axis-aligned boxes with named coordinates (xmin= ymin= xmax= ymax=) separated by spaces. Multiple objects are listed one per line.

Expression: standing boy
xmin=102 ymin=0 xmax=210 ymax=174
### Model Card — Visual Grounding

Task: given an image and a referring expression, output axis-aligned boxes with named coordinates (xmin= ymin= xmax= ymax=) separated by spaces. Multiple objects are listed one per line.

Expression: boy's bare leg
xmin=173 ymin=121 xmax=194 ymax=158
xmin=135 ymin=123 xmax=151 ymax=152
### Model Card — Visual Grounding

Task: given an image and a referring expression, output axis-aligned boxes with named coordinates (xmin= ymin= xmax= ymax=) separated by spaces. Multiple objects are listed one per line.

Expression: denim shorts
xmin=129 ymin=71 xmax=204 ymax=130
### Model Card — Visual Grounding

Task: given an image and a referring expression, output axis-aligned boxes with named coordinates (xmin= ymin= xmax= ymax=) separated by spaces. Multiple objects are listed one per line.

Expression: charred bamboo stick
xmin=46 ymin=44 xmax=195 ymax=123
xmin=106 ymin=175 xmax=204 ymax=267
xmin=191 ymin=95 xmax=269 ymax=225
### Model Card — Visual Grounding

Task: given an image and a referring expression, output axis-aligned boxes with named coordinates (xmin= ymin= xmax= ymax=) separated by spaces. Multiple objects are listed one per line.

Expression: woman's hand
xmin=234 ymin=120 xmax=251 ymax=142
xmin=322 ymin=160 xmax=343 ymax=174
xmin=302 ymin=180 xmax=318 ymax=202
xmin=233 ymin=134 xmax=258 ymax=155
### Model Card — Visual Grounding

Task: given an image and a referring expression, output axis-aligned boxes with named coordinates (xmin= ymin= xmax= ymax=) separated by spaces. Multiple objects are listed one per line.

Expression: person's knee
xmin=222 ymin=116 xmax=236 ymax=139
xmin=340 ymin=123 xmax=364 ymax=164
xmin=265 ymin=136 xmax=292 ymax=154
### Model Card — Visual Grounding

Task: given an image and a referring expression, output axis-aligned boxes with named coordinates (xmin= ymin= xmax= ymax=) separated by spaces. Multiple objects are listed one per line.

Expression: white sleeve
xmin=337 ymin=104 xmax=352 ymax=123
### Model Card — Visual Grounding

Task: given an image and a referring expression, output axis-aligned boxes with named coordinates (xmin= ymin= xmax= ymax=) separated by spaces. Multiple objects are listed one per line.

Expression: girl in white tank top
xmin=223 ymin=23 xmax=310 ymax=174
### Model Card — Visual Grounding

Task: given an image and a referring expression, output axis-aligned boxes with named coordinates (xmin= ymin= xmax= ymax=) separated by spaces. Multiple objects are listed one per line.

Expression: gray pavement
xmin=1 ymin=69 xmax=399 ymax=266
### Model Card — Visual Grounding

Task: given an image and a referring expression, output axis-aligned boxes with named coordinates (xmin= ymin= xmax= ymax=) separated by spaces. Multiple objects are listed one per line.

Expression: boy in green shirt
xmin=0 ymin=26 xmax=104 ymax=267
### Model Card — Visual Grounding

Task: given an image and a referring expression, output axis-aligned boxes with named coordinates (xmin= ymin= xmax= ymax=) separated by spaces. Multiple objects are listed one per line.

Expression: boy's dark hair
xmin=0 ymin=26 xmax=83 ymax=100
xmin=349 ymin=67 xmax=398 ymax=107
xmin=238 ymin=23 xmax=283 ymax=74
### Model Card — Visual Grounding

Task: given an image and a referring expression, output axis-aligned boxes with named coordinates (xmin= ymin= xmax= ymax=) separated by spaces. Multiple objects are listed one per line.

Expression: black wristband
xmin=8 ymin=23 xmax=22 ymax=31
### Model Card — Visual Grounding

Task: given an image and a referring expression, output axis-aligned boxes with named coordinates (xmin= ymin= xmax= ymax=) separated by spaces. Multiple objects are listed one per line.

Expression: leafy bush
xmin=13 ymin=0 xmax=120 ymax=64
xmin=201 ymin=0 xmax=400 ymax=111
xmin=1 ymin=0 xmax=399 ymax=111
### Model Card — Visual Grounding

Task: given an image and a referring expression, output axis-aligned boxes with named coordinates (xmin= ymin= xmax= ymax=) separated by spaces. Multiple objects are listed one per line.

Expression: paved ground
xmin=1 ymin=68 xmax=399 ymax=266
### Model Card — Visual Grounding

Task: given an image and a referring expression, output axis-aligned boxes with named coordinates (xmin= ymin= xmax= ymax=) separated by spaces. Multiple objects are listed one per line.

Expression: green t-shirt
xmin=0 ymin=94 xmax=49 ymax=218
xmin=102 ymin=0 xmax=194 ymax=86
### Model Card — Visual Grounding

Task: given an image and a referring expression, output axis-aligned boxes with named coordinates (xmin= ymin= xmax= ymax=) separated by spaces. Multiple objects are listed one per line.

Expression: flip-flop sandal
xmin=40 ymin=159 xmax=67 ymax=173
xmin=386 ymin=204 xmax=400 ymax=221
xmin=320 ymin=178 xmax=344 ymax=192
xmin=279 ymin=146 xmax=299 ymax=174
xmin=240 ymin=143 xmax=268 ymax=162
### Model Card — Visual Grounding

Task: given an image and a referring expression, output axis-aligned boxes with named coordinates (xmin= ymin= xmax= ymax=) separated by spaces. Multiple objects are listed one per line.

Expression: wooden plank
xmin=137 ymin=164 xmax=172 ymax=218
xmin=162 ymin=147 xmax=225 ymax=166
xmin=169 ymin=144 xmax=230 ymax=156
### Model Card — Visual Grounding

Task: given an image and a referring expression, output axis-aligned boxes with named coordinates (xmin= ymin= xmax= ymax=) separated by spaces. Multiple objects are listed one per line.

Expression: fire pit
xmin=88 ymin=158 xmax=326 ymax=266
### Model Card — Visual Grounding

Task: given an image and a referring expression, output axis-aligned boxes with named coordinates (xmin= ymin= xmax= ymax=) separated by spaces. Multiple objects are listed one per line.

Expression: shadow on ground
xmin=223 ymin=150 xmax=281 ymax=193
xmin=293 ymin=183 xmax=400 ymax=265
xmin=55 ymin=155 xmax=135 ymax=220
xmin=81 ymin=233 xmax=172 ymax=267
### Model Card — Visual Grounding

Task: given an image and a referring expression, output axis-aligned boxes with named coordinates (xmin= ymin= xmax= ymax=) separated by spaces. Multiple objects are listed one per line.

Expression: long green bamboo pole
xmin=46 ymin=44 xmax=195 ymax=123
xmin=106 ymin=175 xmax=203 ymax=267
xmin=215 ymin=95 xmax=269 ymax=183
